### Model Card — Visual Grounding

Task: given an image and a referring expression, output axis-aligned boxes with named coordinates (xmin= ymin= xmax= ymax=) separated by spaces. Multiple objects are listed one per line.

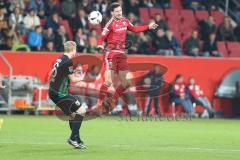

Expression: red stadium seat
xmin=227 ymin=42 xmax=240 ymax=57
xmin=139 ymin=8 xmax=150 ymax=24
xmin=217 ymin=41 xmax=229 ymax=57
xmin=149 ymin=8 xmax=164 ymax=19
xmin=211 ymin=11 xmax=225 ymax=26
xmin=180 ymin=21 xmax=197 ymax=35
xmin=171 ymin=0 xmax=183 ymax=9
xmin=195 ymin=10 xmax=209 ymax=21
xmin=180 ymin=9 xmax=195 ymax=22
xmin=59 ymin=20 xmax=73 ymax=40
xmin=168 ymin=19 xmax=181 ymax=40
xmin=165 ymin=9 xmax=180 ymax=21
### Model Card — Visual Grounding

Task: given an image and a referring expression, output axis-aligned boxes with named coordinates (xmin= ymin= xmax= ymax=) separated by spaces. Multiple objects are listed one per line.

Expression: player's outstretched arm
xmin=127 ymin=21 xmax=158 ymax=32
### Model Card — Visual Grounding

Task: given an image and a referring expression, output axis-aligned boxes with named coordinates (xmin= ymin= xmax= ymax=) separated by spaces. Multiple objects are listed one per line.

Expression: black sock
xmin=69 ymin=115 xmax=83 ymax=143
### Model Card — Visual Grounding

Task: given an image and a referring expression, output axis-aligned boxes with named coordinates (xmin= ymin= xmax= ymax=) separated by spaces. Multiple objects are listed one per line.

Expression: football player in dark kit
xmin=49 ymin=41 xmax=88 ymax=149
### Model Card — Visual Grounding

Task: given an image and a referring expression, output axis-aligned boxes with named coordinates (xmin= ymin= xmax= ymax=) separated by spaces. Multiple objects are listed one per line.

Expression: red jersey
xmin=98 ymin=17 xmax=149 ymax=53
xmin=173 ymin=83 xmax=186 ymax=97
xmin=188 ymin=84 xmax=204 ymax=98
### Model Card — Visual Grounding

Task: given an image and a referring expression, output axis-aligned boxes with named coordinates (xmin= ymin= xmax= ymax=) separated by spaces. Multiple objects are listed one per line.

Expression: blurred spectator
xmin=143 ymin=64 xmax=164 ymax=118
xmin=234 ymin=22 xmax=240 ymax=42
xmin=125 ymin=0 xmax=139 ymax=16
xmin=28 ymin=0 xmax=44 ymax=15
xmin=54 ymin=25 xmax=70 ymax=52
xmin=127 ymin=31 xmax=138 ymax=54
xmin=74 ymin=28 xmax=87 ymax=52
xmin=126 ymin=13 xmax=139 ymax=54
xmin=44 ymin=0 xmax=59 ymax=16
xmin=43 ymin=27 xmax=55 ymax=47
xmin=60 ymin=0 xmax=76 ymax=19
xmin=154 ymin=13 xmax=169 ymax=31
xmin=183 ymin=0 xmax=206 ymax=10
xmin=165 ymin=30 xmax=182 ymax=56
xmin=12 ymin=33 xmax=30 ymax=51
xmin=157 ymin=0 xmax=170 ymax=8
xmin=0 ymin=6 xmax=8 ymax=45
xmin=44 ymin=41 xmax=55 ymax=52
xmin=135 ymin=32 xmax=150 ymax=54
xmin=23 ymin=8 xmax=40 ymax=31
xmin=203 ymin=0 xmax=220 ymax=11
xmin=0 ymin=72 xmax=5 ymax=89
xmin=87 ymin=29 xmax=98 ymax=53
xmin=9 ymin=6 xmax=26 ymax=34
xmin=140 ymin=0 xmax=154 ymax=8
xmin=188 ymin=77 xmax=215 ymax=118
xmin=128 ymin=12 xmax=138 ymax=25
xmin=0 ymin=37 xmax=12 ymax=50
xmin=234 ymin=6 xmax=240 ymax=22
xmin=28 ymin=25 xmax=43 ymax=51
xmin=44 ymin=12 xmax=60 ymax=32
xmin=77 ymin=0 xmax=92 ymax=14
xmin=70 ymin=9 xmax=88 ymax=33
xmin=8 ymin=0 xmax=25 ymax=11
xmin=199 ymin=16 xmax=217 ymax=41
xmin=183 ymin=30 xmax=207 ymax=56
xmin=153 ymin=28 xmax=174 ymax=55
xmin=203 ymin=33 xmax=222 ymax=57
xmin=93 ymin=0 xmax=108 ymax=16
xmin=170 ymin=74 xmax=194 ymax=114
xmin=217 ymin=16 xmax=236 ymax=41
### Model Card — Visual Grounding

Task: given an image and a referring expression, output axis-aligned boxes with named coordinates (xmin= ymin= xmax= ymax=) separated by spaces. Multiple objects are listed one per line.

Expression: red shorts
xmin=103 ymin=51 xmax=129 ymax=71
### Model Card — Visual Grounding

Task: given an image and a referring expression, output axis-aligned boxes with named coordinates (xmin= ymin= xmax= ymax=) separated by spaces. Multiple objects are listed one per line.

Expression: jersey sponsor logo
xmin=115 ymin=27 xmax=127 ymax=32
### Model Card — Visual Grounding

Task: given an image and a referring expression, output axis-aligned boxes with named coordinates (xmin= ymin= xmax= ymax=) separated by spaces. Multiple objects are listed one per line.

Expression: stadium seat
xmin=227 ymin=42 xmax=240 ymax=57
xmin=139 ymin=8 xmax=150 ymax=24
xmin=165 ymin=9 xmax=180 ymax=21
xmin=180 ymin=9 xmax=195 ymax=22
xmin=180 ymin=21 xmax=197 ymax=36
xmin=59 ymin=20 xmax=73 ymax=40
xmin=149 ymin=8 xmax=164 ymax=19
xmin=195 ymin=10 xmax=209 ymax=21
xmin=211 ymin=11 xmax=225 ymax=26
xmin=217 ymin=41 xmax=229 ymax=57
xmin=171 ymin=0 xmax=183 ymax=9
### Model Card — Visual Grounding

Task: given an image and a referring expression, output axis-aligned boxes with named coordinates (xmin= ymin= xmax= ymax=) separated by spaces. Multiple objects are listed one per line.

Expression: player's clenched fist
xmin=148 ymin=22 xmax=158 ymax=30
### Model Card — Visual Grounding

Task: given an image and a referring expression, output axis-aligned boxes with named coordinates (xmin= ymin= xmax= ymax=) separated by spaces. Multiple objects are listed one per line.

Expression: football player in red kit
xmin=96 ymin=2 xmax=158 ymax=112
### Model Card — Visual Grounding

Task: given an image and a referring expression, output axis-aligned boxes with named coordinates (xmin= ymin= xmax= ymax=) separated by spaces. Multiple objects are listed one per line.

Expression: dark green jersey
xmin=49 ymin=55 xmax=73 ymax=97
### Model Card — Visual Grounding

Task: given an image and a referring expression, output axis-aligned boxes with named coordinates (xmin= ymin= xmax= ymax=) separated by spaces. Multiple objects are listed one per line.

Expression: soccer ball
xmin=88 ymin=11 xmax=103 ymax=25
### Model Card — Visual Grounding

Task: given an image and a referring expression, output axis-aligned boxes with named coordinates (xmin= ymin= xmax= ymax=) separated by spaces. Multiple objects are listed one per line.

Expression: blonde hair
xmin=64 ymin=41 xmax=77 ymax=53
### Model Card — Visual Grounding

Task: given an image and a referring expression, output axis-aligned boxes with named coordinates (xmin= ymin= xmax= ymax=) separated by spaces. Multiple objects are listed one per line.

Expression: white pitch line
xmin=0 ymin=141 xmax=239 ymax=153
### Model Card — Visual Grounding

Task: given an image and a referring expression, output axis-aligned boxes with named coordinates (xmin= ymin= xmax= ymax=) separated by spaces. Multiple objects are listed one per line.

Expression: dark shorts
xmin=49 ymin=89 xmax=82 ymax=116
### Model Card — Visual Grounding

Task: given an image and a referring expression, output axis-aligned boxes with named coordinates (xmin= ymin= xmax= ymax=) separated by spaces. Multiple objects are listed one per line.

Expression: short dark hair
xmin=110 ymin=2 xmax=121 ymax=12
xmin=175 ymin=74 xmax=183 ymax=81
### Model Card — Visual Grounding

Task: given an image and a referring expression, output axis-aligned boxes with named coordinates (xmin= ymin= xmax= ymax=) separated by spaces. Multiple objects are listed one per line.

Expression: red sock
xmin=98 ymin=84 xmax=110 ymax=102
xmin=113 ymin=85 xmax=127 ymax=100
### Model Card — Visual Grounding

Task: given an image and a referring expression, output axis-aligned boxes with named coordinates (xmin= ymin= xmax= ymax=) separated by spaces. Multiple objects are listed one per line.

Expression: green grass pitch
xmin=0 ymin=115 xmax=239 ymax=160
